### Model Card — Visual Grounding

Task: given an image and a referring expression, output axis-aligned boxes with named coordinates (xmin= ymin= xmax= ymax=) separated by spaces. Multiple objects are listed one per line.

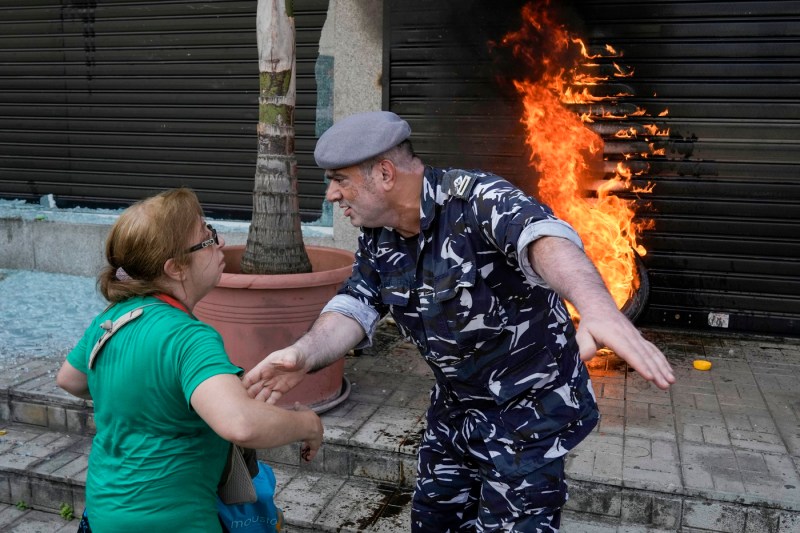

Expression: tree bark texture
xmin=241 ymin=0 xmax=312 ymax=275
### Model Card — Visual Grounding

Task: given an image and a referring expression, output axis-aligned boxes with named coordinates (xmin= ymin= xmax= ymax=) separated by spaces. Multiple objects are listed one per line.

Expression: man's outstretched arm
xmin=529 ymin=236 xmax=675 ymax=390
xmin=242 ymin=311 xmax=365 ymax=403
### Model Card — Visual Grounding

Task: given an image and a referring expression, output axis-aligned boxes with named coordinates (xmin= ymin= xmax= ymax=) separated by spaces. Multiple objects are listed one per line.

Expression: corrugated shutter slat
xmin=0 ymin=0 xmax=328 ymax=219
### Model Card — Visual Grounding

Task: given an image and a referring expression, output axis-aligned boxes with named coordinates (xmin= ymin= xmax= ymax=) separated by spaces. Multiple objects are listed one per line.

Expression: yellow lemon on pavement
xmin=693 ymin=359 xmax=712 ymax=371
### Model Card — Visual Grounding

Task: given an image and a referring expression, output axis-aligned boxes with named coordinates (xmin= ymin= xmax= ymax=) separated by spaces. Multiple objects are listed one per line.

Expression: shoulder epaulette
xmin=442 ymin=169 xmax=479 ymax=199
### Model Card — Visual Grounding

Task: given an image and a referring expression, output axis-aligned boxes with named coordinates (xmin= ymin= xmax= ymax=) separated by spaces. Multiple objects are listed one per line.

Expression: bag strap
xmin=88 ymin=303 xmax=158 ymax=369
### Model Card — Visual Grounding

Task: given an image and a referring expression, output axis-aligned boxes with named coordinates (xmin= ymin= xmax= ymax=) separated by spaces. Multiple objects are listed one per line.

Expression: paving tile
xmin=346 ymin=371 xmax=405 ymax=406
xmin=681 ymin=423 xmax=704 ymax=443
xmin=349 ymin=405 xmax=425 ymax=453
xmin=313 ymin=477 xmax=393 ymax=532
xmin=622 ymin=437 xmax=682 ymax=492
xmin=681 ymin=463 xmax=714 ymax=491
xmin=565 ymin=479 xmax=622 ymax=518
xmin=624 ymin=401 xmax=676 ymax=441
xmin=779 ymin=510 xmax=800 ymax=533
xmin=691 ymin=392 xmax=722 ymax=413
xmin=681 ymin=441 xmax=741 ymax=490
xmin=675 ymin=405 xmax=727 ymax=427
xmin=702 ymin=424 xmax=732 ymax=446
xmin=4 ymin=509 xmax=75 ymax=533
xmin=28 ymin=476 xmax=74 ymax=513
xmin=64 ymin=408 xmax=92 ymax=436
xmin=562 ymin=511 xmax=621 ymax=532
xmin=367 ymin=487 xmax=413 ymax=532
xmin=744 ymin=453 xmax=800 ymax=508
xmin=397 ymin=418 xmax=424 ymax=457
xmin=0 ymin=452 xmax=41 ymax=471
xmin=8 ymin=473 xmax=31 ymax=508
xmin=29 ymin=451 xmax=83 ymax=476
xmin=0 ymin=470 xmax=10 ymax=503
xmin=399 ymin=456 xmax=418 ymax=489
xmin=763 ymin=392 xmax=800 ymax=457
xmin=349 ymin=448 xmax=404 ymax=484
xmin=9 ymin=402 xmax=48 ymax=427
xmin=756 ymin=370 xmax=800 ymax=395
xmin=682 ymin=498 xmax=746 ymax=533
xmin=273 ymin=468 xmax=347 ymax=526
xmin=384 ymin=383 xmax=431 ymax=411
xmin=12 ymin=371 xmax=65 ymax=398
xmin=717 ymin=386 xmax=768 ymax=411
xmin=596 ymin=396 xmax=625 ymax=434
xmin=744 ymin=507 xmax=781 ymax=533
xmin=624 ymin=375 xmax=673 ymax=406
xmin=17 ymin=433 xmax=79 ymax=459
xmin=730 ymin=430 xmax=787 ymax=454
xmin=566 ymin=446 xmax=595 ymax=481
xmin=259 ymin=442 xmax=302 ymax=468
xmin=0 ymin=360 xmax=55 ymax=390
xmin=0 ymin=505 xmax=27 ymax=528
xmin=318 ymin=399 xmax=379 ymax=444
xmin=319 ymin=443 xmax=350 ymax=476
xmin=45 ymin=406 xmax=67 ymax=433
xmin=567 ymin=432 xmax=623 ymax=483
xmin=649 ymin=493 xmax=683 ymax=530
xmin=596 ymin=379 xmax=626 ymax=402
xmin=50 ymin=454 xmax=89 ymax=482
xmin=619 ymin=490 xmax=682 ymax=529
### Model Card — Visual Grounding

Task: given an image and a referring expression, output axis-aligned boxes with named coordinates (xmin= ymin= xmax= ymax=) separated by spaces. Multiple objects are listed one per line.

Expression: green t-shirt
xmin=67 ymin=296 xmax=242 ymax=533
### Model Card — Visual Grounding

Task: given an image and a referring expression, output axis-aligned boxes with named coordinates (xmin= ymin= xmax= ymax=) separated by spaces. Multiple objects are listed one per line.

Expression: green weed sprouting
xmin=60 ymin=503 xmax=75 ymax=521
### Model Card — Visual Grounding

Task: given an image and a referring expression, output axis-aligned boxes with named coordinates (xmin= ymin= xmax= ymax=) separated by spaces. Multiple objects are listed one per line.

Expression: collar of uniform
xmin=419 ymin=165 xmax=442 ymax=233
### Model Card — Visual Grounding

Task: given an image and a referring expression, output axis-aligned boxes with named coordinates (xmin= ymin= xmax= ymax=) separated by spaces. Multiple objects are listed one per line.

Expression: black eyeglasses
xmin=187 ymin=224 xmax=219 ymax=253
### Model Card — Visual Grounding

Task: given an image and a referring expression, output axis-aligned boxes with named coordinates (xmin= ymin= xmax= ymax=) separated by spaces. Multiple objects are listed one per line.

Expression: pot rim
xmin=217 ymin=244 xmax=354 ymax=290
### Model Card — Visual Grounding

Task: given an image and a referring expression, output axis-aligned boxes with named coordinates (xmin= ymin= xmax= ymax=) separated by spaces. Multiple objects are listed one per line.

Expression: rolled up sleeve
xmin=517 ymin=219 xmax=584 ymax=288
xmin=322 ymin=294 xmax=381 ymax=349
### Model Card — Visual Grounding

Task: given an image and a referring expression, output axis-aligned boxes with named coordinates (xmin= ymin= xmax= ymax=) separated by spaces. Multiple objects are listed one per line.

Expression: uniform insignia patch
xmin=442 ymin=170 xmax=479 ymax=199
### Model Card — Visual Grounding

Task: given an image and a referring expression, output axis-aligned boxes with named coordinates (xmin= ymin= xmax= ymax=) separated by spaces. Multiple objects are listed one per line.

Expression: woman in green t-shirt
xmin=57 ymin=188 xmax=323 ymax=533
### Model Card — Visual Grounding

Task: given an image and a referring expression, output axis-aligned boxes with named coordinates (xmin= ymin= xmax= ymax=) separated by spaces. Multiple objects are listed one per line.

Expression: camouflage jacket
xmin=327 ymin=166 xmax=587 ymax=406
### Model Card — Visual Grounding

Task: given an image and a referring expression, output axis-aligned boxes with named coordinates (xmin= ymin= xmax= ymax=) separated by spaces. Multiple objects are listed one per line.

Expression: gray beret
xmin=314 ymin=111 xmax=411 ymax=170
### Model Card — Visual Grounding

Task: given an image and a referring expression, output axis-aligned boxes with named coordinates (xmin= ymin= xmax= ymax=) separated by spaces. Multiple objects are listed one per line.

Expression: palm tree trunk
xmin=241 ymin=0 xmax=311 ymax=275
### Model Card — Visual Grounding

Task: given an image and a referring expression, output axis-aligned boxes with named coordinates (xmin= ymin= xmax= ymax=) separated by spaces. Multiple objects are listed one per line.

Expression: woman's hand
xmin=293 ymin=403 xmax=324 ymax=462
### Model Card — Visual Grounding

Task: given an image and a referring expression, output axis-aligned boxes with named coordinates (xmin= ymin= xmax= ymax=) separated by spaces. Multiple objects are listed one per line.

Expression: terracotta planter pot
xmin=194 ymin=245 xmax=354 ymax=413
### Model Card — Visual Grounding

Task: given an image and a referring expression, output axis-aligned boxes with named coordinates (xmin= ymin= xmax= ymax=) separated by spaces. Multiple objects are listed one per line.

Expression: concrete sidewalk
xmin=1 ymin=269 xmax=799 ymax=532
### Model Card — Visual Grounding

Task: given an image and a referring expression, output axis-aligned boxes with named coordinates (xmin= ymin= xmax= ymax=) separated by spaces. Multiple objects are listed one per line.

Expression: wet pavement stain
xmin=335 ymin=484 xmax=413 ymax=532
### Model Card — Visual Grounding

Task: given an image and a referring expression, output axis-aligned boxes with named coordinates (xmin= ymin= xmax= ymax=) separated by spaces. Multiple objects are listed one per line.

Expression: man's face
xmin=324 ymin=162 xmax=389 ymax=228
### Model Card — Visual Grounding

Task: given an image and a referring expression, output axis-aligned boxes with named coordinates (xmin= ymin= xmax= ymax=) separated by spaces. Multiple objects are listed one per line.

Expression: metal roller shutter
xmin=0 ymin=0 xmax=328 ymax=220
xmin=386 ymin=0 xmax=799 ymax=336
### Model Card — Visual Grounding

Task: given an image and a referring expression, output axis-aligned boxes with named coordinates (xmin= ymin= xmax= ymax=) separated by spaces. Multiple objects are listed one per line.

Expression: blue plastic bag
xmin=217 ymin=462 xmax=284 ymax=532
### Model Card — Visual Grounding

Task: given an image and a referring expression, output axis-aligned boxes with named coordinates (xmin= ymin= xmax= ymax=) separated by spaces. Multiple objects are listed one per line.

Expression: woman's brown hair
xmin=98 ymin=188 xmax=204 ymax=303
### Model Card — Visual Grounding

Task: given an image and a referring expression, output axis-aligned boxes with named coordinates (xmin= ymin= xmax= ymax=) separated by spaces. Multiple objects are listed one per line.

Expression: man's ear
xmin=378 ymin=159 xmax=397 ymax=191
xmin=163 ymin=258 xmax=186 ymax=281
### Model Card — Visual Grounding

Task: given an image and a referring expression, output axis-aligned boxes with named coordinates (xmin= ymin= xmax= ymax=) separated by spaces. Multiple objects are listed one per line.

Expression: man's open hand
xmin=576 ymin=311 xmax=675 ymax=390
xmin=241 ymin=346 xmax=310 ymax=403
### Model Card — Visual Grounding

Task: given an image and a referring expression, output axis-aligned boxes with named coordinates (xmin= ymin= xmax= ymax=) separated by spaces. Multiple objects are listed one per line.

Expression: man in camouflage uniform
xmin=244 ymin=111 xmax=675 ymax=531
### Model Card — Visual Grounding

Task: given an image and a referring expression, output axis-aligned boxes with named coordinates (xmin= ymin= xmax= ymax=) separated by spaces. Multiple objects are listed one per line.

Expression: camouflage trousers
xmin=411 ymin=364 xmax=599 ymax=532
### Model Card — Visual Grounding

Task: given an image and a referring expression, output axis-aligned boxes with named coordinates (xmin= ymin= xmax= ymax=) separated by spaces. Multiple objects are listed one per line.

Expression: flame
xmin=499 ymin=0 xmax=663 ymax=315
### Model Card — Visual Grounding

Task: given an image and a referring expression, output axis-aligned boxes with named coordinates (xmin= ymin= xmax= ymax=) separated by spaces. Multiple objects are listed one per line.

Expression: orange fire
xmin=499 ymin=1 xmax=666 ymax=315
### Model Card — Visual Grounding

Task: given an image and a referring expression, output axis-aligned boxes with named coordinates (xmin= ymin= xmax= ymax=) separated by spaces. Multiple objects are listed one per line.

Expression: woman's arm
xmin=190 ymin=373 xmax=324 ymax=461
xmin=56 ymin=361 xmax=92 ymax=400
